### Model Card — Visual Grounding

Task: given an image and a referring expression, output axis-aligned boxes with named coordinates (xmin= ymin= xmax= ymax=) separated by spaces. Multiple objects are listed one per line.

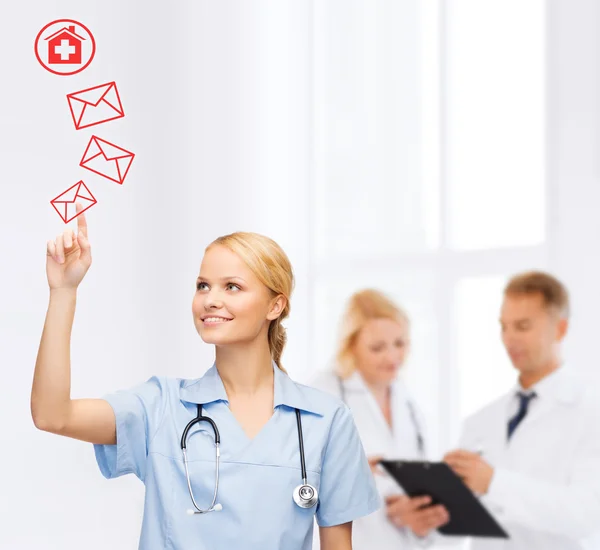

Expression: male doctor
xmin=443 ymin=271 xmax=600 ymax=549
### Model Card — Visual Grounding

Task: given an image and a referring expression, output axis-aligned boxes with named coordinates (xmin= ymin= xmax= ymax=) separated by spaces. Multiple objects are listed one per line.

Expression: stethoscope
xmin=181 ymin=403 xmax=319 ymax=515
xmin=337 ymin=375 xmax=426 ymax=458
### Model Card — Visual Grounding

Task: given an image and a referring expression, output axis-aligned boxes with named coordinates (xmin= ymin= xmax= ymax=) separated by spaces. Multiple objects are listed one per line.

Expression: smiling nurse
xmin=31 ymin=204 xmax=380 ymax=550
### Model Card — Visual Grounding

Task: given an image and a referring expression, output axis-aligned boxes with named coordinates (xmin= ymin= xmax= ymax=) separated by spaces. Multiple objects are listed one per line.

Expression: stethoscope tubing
xmin=181 ymin=402 xmax=317 ymax=514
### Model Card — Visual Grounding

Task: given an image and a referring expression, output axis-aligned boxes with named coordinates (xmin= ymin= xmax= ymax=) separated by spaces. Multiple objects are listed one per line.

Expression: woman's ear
xmin=267 ymin=295 xmax=286 ymax=321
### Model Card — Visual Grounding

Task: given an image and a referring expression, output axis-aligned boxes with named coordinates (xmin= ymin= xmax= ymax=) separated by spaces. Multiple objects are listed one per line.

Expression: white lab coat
xmin=310 ymin=369 xmax=431 ymax=550
xmin=439 ymin=366 xmax=600 ymax=550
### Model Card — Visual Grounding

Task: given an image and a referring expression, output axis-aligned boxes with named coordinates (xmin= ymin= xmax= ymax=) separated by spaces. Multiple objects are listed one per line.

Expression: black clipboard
xmin=380 ymin=460 xmax=509 ymax=539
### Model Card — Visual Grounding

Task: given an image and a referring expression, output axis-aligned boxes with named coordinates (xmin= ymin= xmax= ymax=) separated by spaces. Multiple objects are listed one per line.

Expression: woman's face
xmin=352 ymin=317 xmax=410 ymax=386
xmin=192 ymin=245 xmax=284 ymax=346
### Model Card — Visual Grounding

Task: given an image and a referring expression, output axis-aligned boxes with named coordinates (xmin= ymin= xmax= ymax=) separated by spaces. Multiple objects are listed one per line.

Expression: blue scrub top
xmin=94 ymin=362 xmax=381 ymax=549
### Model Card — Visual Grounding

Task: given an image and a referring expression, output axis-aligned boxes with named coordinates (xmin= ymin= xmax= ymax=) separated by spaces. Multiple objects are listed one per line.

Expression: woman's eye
xmin=196 ymin=282 xmax=208 ymax=291
xmin=227 ymin=283 xmax=241 ymax=291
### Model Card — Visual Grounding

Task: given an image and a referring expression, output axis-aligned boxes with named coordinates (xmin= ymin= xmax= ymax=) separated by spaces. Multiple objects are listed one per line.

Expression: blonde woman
xmin=31 ymin=205 xmax=380 ymax=550
xmin=311 ymin=289 xmax=449 ymax=550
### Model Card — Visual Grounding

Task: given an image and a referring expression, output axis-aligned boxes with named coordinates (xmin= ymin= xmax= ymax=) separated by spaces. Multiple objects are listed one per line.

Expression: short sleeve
xmin=93 ymin=376 xmax=167 ymax=483
xmin=316 ymin=404 xmax=382 ymax=527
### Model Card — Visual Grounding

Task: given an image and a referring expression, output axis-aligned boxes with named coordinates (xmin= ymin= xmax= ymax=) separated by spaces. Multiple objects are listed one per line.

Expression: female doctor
xmin=311 ymin=289 xmax=449 ymax=550
xmin=31 ymin=205 xmax=380 ymax=550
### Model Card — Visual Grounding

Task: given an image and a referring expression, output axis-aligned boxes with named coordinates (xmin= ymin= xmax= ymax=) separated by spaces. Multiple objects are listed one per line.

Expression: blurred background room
xmin=2 ymin=1 xmax=600 ymax=548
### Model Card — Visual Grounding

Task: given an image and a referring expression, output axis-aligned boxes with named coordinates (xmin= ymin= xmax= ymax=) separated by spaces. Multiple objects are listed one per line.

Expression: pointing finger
xmin=76 ymin=203 xmax=88 ymax=238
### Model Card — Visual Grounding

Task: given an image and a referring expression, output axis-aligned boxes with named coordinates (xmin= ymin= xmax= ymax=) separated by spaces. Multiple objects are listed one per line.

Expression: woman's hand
xmin=46 ymin=204 xmax=92 ymax=291
xmin=385 ymin=494 xmax=449 ymax=537
xmin=367 ymin=455 xmax=384 ymax=475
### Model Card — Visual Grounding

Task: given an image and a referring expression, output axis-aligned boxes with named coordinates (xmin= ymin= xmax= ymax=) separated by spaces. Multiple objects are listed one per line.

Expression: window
xmin=453 ymin=276 xmax=516 ymax=421
xmin=312 ymin=0 xmax=440 ymax=260
xmin=309 ymin=0 xmax=548 ymax=469
xmin=445 ymin=0 xmax=546 ymax=250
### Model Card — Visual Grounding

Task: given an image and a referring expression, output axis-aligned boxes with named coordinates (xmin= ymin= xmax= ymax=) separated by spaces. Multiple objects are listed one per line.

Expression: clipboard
xmin=380 ymin=460 xmax=509 ymax=539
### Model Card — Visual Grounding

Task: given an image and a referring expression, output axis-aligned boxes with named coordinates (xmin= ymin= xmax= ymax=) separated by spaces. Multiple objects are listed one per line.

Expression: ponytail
xmin=268 ymin=313 xmax=288 ymax=373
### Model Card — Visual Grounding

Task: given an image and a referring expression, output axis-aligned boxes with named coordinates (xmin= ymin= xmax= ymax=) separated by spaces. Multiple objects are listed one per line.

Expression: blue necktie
xmin=507 ymin=392 xmax=536 ymax=440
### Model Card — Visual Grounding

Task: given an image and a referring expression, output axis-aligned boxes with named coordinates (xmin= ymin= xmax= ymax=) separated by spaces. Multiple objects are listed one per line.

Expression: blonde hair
xmin=335 ymin=289 xmax=410 ymax=379
xmin=207 ymin=232 xmax=294 ymax=372
xmin=504 ymin=271 xmax=570 ymax=318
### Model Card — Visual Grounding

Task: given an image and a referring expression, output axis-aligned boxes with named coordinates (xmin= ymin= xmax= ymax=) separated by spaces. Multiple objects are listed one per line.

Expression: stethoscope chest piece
xmin=293 ymin=483 xmax=318 ymax=508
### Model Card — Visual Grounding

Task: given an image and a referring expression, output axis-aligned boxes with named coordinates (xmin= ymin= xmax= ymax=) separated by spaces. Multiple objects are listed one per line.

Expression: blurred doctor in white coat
xmin=311 ymin=289 xmax=449 ymax=550
xmin=443 ymin=271 xmax=600 ymax=549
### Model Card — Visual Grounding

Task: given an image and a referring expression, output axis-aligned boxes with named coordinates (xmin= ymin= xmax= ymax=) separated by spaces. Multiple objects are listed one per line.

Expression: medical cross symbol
xmin=54 ymin=39 xmax=76 ymax=61
xmin=35 ymin=19 xmax=95 ymax=75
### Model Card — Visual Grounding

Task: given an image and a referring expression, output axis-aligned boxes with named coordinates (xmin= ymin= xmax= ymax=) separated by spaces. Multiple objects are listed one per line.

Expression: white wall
xmin=547 ymin=0 xmax=600 ymax=383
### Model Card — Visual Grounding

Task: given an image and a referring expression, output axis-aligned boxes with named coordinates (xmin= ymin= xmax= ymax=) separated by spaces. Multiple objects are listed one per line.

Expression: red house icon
xmin=44 ymin=26 xmax=86 ymax=64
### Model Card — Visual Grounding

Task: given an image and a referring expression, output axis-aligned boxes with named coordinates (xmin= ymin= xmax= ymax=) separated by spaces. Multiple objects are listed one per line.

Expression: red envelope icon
xmin=67 ymin=81 xmax=125 ymax=130
xmin=80 ymin=136 xmax=135 ymax=184
xmin=50 ymin=181 xmax=97 ymax=224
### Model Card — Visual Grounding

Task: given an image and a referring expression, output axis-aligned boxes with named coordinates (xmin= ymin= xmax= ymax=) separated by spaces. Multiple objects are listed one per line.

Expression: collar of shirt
xmin=339 ymin=370 xmax=423 ymax=458
xmin=341 ymin=370 xmax=407 ymax=396
xmin=342 ymin=371 xmax=364 ymax=393
xmin=178 ymin=361 xmax=325 ymax=416
xmin=517 ymin=364 xmax=578 ymax=402
xmin=507 ymin=364 xmax=579 ymax=417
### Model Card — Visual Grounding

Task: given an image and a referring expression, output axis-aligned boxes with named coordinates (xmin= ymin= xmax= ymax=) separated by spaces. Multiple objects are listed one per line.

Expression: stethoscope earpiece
xmin=293 ymin=483 xmax=319 ymax=508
